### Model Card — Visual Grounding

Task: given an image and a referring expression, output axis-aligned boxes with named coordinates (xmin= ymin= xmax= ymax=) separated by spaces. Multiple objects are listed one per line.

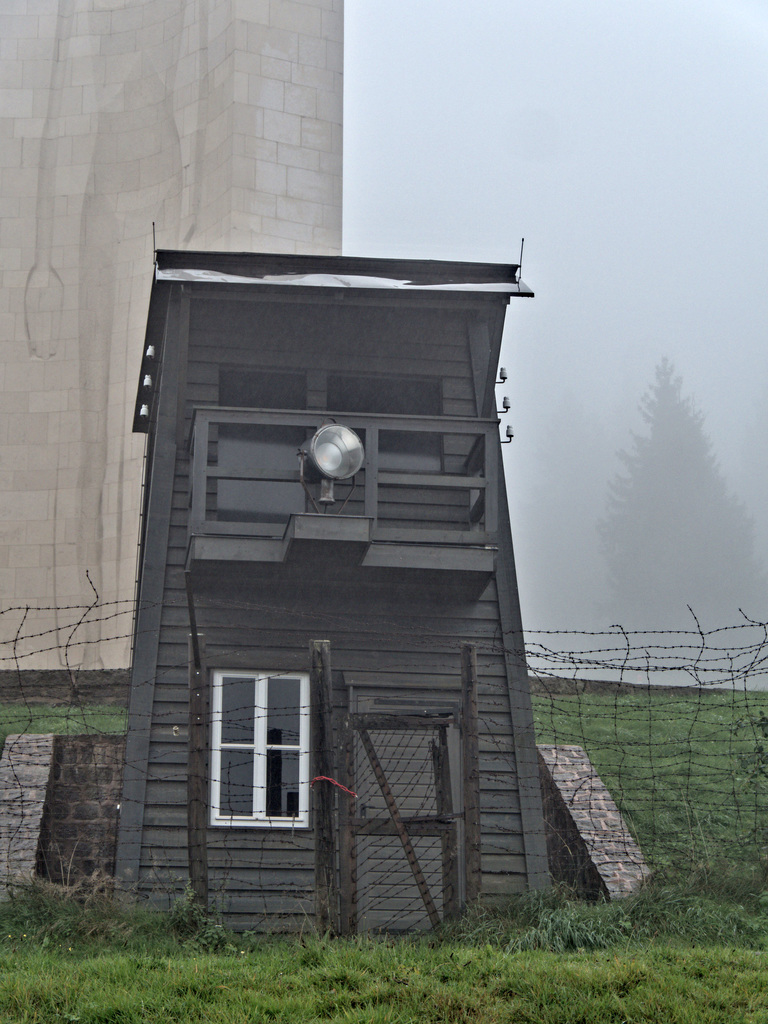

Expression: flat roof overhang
xmin=153 ymin=249 xmax=534 ymax=297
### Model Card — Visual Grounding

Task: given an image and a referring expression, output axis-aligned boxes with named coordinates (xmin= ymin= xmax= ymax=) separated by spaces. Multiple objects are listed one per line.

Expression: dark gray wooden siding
xmin=118 ymin=279 xmax=547 ymax=929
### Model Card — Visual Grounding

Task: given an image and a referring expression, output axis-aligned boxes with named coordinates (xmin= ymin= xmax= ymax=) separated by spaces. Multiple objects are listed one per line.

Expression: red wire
xmin=310 ymin=775 xmax=357 ymax=798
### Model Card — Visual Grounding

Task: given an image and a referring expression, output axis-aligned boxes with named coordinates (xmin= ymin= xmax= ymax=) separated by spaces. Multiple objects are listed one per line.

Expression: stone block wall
xmin=38 ymin=734 xmax=126 ymax=884
xmin=2 ymin=730 xmax=649 ymax=897
xmin=0 ymin=733 xmax=55 ymax=891
xmin=537 ymin=744 xmax=650 ymax=899
xmin=0 ymin=669 xmax=129 ymax=707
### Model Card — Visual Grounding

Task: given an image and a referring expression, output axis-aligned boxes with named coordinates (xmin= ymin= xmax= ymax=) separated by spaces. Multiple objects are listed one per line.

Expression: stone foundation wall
xmin=537 ymin=744 xmax=650 ymax=899
xmin=0 ymin=671 xmax=129 ymax=707
xmin=38 ymin=735 xmax=126 ymax=884
xmin=0 ymin=734 xmax=55 ymax=891
xmin=4 ymin=730 xmax=648 ymax=898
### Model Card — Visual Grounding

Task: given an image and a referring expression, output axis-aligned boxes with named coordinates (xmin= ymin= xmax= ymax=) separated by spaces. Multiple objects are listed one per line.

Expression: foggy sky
xmin=342 ymin=0 xmax=768 ymax=631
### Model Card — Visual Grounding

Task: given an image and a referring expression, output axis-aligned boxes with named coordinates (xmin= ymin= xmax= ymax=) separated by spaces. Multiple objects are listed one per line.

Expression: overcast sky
xmin=342 ymin=0 xmax=768 ymax=630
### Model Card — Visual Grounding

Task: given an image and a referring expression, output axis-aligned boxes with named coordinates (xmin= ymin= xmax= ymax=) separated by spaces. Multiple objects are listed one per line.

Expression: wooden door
xmin=339 ymin=694 xmax=462 ymax=933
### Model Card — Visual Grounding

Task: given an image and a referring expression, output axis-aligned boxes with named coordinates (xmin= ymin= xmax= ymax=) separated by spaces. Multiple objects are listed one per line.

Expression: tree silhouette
xmin=599 ymin=359 xmax=766 ymax=629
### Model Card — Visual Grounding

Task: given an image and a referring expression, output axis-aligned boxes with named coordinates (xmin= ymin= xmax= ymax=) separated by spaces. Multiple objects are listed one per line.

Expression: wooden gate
xmin=310 ymin=642 xmax=482 ymax=935
xmin=338 ymin=708 xmax=463 ymax=934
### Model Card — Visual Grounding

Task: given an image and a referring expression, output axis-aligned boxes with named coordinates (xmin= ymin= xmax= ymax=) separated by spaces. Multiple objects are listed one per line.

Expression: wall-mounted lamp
xmin=300 ymin=423 xmax=365 ymax=509
xmin=501 ymin=424 xmax=514 ymax=443
xmin=496 ymin=367 xmax=507 ymax=384
xmin=145 ymin=345 xmax=155 ymax=360
xmin=143 ymin=374 xmax=152 ymax=388
xmin=497 ymin=396 xmax=510 ymax=415
xmin=139 ymin=404 xmax=150 ymax=418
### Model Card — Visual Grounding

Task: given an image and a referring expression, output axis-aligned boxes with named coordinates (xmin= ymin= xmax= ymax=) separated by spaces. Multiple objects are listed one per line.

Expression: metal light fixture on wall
xmin=300 ymin=422 xmax=365 ymax=510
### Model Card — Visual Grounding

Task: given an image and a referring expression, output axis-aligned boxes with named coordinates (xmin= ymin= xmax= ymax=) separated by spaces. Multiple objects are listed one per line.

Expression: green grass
xmin=2 ymin=693 xmax=768 ymax=1019
xmin=1 ymin=936 xmax=767 ymax=1023
xmin=0 ymin=877 xmax=767 ymax=1021
xmin=0 ymin=705 xmax=126 ymax=751
xmin=532 ymin=688 xmax=768 ymax=875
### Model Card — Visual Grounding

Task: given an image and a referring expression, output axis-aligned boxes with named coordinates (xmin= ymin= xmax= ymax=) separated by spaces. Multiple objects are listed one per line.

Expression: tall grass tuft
xmin=440 ymin=876 xmax=768 ymax=952
xmin=0 ymin=879 xmax=178 ymax=953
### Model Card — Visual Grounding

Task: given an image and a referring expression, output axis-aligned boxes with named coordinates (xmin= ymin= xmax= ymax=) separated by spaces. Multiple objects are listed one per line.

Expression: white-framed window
xmin=210 ymin=670 xmax=310 ymax=828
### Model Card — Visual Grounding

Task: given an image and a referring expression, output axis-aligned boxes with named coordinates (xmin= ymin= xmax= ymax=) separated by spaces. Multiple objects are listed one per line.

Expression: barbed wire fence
xmin=2 ymin=594 xmax=768 ymax=929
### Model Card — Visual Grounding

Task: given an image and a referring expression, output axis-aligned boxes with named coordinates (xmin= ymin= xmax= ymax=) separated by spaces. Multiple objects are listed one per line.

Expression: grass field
xmin=1 ymin=695 xmax=768 ymax=1020
xmin=2 ymin=941 xmax=768 ymax=1023
xmin=0 ymin=880 xmax=766 ymax=1024
xmin=0 ymin=705 xmax=126 ymax=752
xmin=532 ymin=687 xmax=768 ymax=875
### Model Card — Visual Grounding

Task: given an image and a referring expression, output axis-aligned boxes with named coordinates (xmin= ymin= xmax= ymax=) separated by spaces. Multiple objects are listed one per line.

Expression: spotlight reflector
xmin=309 ymin=424 xmax=364 ymax=480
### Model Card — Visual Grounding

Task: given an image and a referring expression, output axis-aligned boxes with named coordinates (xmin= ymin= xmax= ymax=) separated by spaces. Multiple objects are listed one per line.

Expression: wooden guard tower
xmin=116 ymin=250 xmax=548 ymax=932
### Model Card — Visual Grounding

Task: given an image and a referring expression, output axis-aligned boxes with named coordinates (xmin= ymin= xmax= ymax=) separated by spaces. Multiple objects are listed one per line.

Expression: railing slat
xmin=378 ymin=472 xmax=486 ymax=489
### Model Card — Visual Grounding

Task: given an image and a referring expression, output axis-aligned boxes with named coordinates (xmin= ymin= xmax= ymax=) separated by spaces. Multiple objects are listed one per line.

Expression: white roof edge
xmin=155 ymin=267 xmax=522 ymax=292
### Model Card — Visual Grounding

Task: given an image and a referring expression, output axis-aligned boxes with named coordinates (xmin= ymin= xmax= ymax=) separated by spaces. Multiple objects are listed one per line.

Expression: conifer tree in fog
xmin=599 ymin=359 xmax=766 ymax=629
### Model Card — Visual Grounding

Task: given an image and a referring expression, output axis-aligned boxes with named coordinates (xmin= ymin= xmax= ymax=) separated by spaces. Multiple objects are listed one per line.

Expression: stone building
xmin=0 ymin=0 xmax=343 ymax=671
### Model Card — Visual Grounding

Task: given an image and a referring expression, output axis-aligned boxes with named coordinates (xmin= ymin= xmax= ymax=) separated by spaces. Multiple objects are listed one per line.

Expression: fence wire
xmin=2 ymin=595 xmax=768 ymax=930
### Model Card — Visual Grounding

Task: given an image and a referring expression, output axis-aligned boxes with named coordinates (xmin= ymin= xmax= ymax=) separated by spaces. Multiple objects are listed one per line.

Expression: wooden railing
xmin=188 ymin=408 xmax=499 ymax=544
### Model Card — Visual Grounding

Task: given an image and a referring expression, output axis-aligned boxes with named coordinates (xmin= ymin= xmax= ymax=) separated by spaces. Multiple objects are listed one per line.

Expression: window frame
xmin=210 ymin=670 xmax=311 ymax=828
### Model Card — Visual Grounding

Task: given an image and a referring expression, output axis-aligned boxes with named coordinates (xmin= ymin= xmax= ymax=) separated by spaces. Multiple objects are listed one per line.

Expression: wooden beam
xmin=338 ymin=713 xmax=357 ymax=935
xmin=116 ymin=285 xmax=179 ymax=886
xmin=349 ymin=816 xmax=458 ymax=837
xmin=494 ymin=451 xmax=551 ymax=888
xmin=349 ymin=712 xmax=457 ymax=732
xmin=461 ymin=643 xmax=482 ymax=903
xmin=433 ymin=725 xmax=459 ymax=918
xmin=310 ymin=640 xmax=339 ymax=935
xmin=187 ymin=633 xmax=208 ymax=908
xmin=377 ymin=472 xmax=487 ymax=489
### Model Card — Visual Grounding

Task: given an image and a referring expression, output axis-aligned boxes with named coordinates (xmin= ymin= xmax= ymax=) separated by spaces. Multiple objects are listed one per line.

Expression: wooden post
xmin=461 ymin=643 xmax=482 ymax=904
xmin=338 ymin=713 xmax=357 ymax=935
xmin=187 ymin=633 xmax=208 ymax=908
xmin=310 ymin=640 xmax=339 ymax=935
xmin=433 ymin=725 xmax=459 ymax=918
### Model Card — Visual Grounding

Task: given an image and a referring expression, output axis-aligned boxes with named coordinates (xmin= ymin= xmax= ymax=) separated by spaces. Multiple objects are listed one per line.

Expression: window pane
xmin=378 ymin=429 xmax=441 ymax=472
xmin=267 ymin=677 xmax=301 ymax=746
xmin=217 ymin=424 xmax=306 ymax=524
xmin=220 ymin=677 xmax=255 ymax=744
xmin=220 ymin=750 xmax=254 ymax=815
xmin=266 ymin=750 xmax=301 ymax=817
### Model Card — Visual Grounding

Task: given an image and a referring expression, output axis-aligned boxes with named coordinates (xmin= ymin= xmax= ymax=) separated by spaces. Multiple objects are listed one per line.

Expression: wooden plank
xmin=187 ymin=633 xmax=208 ymax=908
xmin=159 ymin=595 xmax=503 ymax=628
xmin=493 ymin=451 xmax=550 ymax=888
xmin=175 ymin=288 xmax=191 ymax=445
xmin=189 ymin=415 xmax=208 ymax=534
xmin=190 ymin=406 xmax=498 ymax=433
xmin=377 ymin=472 xmax=487 ymax=489
xmin=350 ymin=712 xmax=457 ymax=731
xmin=481 ymin=863 xmax=529 ymax=893
xmin=433 ymin=725 xmax=459 ymax=918
xmin=115 ymin=285 xmax=179 ymax=887
xmin=156 ymin=644 xmax=488 ymax=680
xmin=467 ymin=318 xmax=491 ymax=417
xmin=461 ymin=643 xmax=482 ymax=904
xmin=338 ymin=713 xmax=357 ymax=936
xmin=310 ymin=640 xmax=339 ymax=935
xmin=480 ymin=837 xmax=527 ymax=859
xmin=372 ymin=528 xmax=492 ymax=545
xmin=350 ymin=817 xmax=457 ymax=837
xmin=357 ymin=725 xmax=440 ymax=929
